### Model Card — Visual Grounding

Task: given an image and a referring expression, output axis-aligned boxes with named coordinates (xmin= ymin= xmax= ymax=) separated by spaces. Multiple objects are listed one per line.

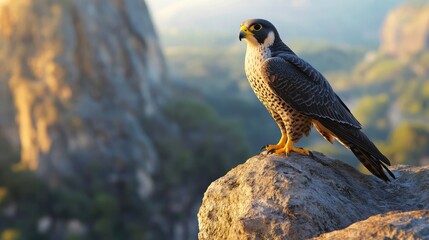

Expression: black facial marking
xmin=242 ymin=19 xmax=280 ymax=45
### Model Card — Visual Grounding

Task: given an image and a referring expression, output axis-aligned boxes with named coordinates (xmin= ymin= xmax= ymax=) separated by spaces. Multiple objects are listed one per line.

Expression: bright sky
xmin=146 ymin=0 xmax=314 ymax=34
xmin=146 ymin=0 xmax=403 ymax=46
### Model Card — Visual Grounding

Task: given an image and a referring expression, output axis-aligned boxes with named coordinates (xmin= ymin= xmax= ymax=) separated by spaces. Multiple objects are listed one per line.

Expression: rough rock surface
xmin=314 ymin=210 xmax=429 ymax=240
xmin=0 ymin=0 xmax=167 ymax=191
xmin=198 ymin=152 xmax=429 ymax=239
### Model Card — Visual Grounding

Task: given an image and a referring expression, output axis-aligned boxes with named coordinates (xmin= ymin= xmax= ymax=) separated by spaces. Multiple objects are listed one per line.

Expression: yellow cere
xmin=240 ymin=25 xmax=253 ymax=35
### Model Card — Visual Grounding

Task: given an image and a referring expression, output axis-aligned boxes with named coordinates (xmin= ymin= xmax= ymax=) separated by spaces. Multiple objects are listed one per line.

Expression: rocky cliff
xmin=0 ymin=0 xmax=167 ymax=192
xmin=0 ymin=1 xmax=249 ymax=239
xmin=198 ymin=153 xmax=429 ymax=239
xmin=380 ymin=3 xmax=429 ymax=58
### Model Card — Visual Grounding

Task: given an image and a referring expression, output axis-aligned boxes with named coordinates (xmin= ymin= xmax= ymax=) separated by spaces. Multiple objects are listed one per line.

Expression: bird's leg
xmin=274 ymin=137 xmax=310 ymax=156
xmin=262 ymin=133 xmax=287 ymax=152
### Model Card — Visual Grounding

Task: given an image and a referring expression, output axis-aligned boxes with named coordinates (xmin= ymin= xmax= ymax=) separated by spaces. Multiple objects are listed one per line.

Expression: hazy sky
xmin=146 ymin=0 xmax=336 ymax=33
xmin=146 ymin=0 xmax=403 ymax=46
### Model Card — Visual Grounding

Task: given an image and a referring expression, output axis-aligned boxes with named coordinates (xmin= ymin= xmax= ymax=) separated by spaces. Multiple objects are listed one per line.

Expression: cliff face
xmin=198 ymin=153 xmax=429 ymax=239
xmin=380 ymin=3 xmax=429 ymax=58
xmin=0 ymin=0 xmax=167 ymax=192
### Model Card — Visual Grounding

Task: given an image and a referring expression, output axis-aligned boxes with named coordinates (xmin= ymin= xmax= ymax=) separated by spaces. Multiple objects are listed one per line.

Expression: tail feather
xmin=317 ymin=118 xmax=395 ymax=182
xmin=350 ymin=145 xmax=395 ymax=182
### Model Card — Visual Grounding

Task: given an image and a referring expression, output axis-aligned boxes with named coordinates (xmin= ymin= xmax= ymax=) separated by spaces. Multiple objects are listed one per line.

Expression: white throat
xmin=245 ymin=44 xmax=272 ymax=83
xmin=244 ymin=31 xmax=275 ymax=81
xmin=245 ymin=44 xmax=271 ymax=63
xmin=244 ymin=31 xmax=275 ymax=64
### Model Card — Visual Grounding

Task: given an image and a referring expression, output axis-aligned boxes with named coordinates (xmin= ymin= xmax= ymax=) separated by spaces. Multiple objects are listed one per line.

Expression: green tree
xmin=384 ymin=122 xmax=429 ymax=165
xmin=353 ymin=94 xmax=390 ymax=140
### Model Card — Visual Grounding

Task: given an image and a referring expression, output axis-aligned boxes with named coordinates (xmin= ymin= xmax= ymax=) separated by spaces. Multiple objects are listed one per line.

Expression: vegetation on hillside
xmin=0 ymin=93 xmax=250 ymax=239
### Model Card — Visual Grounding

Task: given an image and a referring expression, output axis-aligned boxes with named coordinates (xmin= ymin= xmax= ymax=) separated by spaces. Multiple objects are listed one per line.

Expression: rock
xmin=380 ymin=3 xmax=429 ymax=58
xmin=197 ymin=152 xmax=429 ymax=239
xmin=0 ymin=0 xmax=168 ymax=187
xmin=314 ymin=210 xmax=429 ymax=240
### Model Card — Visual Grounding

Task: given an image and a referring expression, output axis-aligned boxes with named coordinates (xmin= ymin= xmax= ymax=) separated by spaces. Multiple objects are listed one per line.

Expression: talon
xmin=273 ymin=147 xmax=286 ymax=155
xmin=260 ymin=145 xmax=268 ymax=151
xmin=274 ymin=138 xmax=311 ymax=156
xmin=261 ymin=135 xmax=311 ymax=156
xmin=261 ymin=134 xmax=287 ymax=152
xmin=290 ymin=147 xmax=310 ymax=155
xmin=296 ymin=147 xmax=311 ymax=156
xmin=265 ymin=144 xmax=282 ymax=151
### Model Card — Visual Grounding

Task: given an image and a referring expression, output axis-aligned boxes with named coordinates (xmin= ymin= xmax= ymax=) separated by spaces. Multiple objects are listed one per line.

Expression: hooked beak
xmin=239 ymin=25 xmax=252 ymax=41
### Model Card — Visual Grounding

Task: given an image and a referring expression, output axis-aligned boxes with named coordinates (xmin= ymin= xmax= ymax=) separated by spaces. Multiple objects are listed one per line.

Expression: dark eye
xmin=252 ymin=24 xmax=263 ymax=31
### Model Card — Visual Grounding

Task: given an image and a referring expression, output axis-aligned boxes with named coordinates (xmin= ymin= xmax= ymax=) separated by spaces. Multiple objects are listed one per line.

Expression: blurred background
xmin=0 ymin=0 xmax=428 ymax=239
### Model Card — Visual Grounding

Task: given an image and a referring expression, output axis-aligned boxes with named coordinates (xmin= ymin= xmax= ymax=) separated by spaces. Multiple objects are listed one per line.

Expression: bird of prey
xmin=239 ymin=18 xmax=395 ymax=182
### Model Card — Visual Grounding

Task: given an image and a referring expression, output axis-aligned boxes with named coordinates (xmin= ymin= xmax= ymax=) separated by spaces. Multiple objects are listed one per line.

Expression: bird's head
xmin=239 ymin=19 xmax=280 ymax=47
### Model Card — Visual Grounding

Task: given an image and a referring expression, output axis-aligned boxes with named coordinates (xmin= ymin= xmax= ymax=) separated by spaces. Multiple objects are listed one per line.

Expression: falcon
xmin=239 ymin=18 xmax=395 ymax=182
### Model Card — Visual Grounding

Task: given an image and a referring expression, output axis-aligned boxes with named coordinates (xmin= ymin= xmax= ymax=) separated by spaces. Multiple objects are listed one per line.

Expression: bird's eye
xmin=251 ymin=24 xmax=263 ymax=31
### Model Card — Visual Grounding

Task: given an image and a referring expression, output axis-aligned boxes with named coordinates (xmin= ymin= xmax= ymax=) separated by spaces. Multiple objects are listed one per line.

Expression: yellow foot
xmin=274 ymin=146 xmax=310 ymax=155
xmin=273 ymin=138 xmax=311 ymax=156
xmin=264 ymin=144 xmax=284 ymax=151
xmin=261 ymin=134 xmax=287 ymax=153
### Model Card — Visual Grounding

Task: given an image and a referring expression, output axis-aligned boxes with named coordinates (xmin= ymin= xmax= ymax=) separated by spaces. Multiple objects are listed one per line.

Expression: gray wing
xmin=261 ymin=55 xmax=361 ymax=128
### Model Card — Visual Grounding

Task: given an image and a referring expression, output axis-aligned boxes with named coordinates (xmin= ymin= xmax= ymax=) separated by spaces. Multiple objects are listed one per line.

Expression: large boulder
xmin=198 ymin=152 xmax=429 ymax=239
